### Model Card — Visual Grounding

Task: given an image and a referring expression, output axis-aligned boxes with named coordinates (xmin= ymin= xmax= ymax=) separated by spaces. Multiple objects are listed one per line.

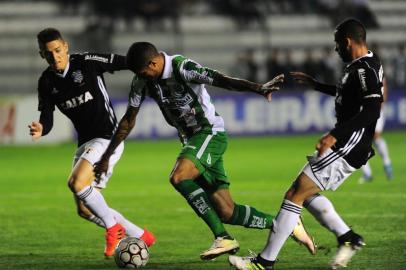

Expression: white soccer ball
xmin=114 ymin=237 xmax=150 ymax=268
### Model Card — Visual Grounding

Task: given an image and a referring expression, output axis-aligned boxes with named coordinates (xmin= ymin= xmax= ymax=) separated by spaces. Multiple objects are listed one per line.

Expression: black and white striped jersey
xmin=329 ymin=51 xmax=384 ymax=168
xmin=37 ymin=53 xmax=127 ymax=146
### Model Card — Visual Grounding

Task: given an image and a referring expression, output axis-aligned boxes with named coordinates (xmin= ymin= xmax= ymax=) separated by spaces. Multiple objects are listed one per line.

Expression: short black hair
xmin=37 ymin=28 xmax=64 ymax=45
xmin=126 ymin=42 xmax=160 ymax=73
xmin=335 ymin=18 xmax=366 ymax=44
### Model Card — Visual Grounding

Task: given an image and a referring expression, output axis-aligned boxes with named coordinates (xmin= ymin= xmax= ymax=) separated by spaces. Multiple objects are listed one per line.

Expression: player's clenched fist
xmin=28 ymin=121 xmax=43 ymax=140
xmin=94 ymin=158 xmax=109 ymax=181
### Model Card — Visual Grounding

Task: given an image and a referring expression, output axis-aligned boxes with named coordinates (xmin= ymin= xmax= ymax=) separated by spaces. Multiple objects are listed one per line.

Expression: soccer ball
xmin=114 ymin=237 xmax=150 ymax=268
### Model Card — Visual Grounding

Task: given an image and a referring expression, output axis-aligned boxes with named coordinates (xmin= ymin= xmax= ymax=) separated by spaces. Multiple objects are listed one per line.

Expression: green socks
xmin=228 ymin=204 xmax=274 ymax=229
xmin=174 ymin=180 xmax=228 ymax=238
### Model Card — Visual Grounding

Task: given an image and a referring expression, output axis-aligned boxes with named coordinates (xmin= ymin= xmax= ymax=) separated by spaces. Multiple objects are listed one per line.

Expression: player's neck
xmin=351 ymin=46 xmax=369 ymax=61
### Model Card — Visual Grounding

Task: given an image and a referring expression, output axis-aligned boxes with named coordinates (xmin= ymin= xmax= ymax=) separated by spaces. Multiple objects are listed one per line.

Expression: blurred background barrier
xmin=3 ymin=90 xmax=406 ymax=144
xmin=0 ymin=0 xmax=405 ymax=144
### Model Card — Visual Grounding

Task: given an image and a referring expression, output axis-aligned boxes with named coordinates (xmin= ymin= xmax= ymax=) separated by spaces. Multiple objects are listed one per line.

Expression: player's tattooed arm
xmin=213 ymin=73 xmax=284 ymax=101
xmin=94 ymin=106 xmax=139 ymax=178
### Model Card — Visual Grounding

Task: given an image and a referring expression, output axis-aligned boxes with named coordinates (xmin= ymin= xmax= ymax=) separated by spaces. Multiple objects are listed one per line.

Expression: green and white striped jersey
xmin=128 ymin=52 xmax=225 ymax=142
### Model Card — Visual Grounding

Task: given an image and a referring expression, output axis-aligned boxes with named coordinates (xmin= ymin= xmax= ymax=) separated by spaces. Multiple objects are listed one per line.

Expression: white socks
xmin=84 ymin=205 xmax=144 ymax=237
xmin=260 ymin=200 xmax=302 ymax=261
xmin=76 ymin=186 xmax=116 ymax=229
xmin=375 ymin=137 xmax=391 ymax=166
xmin=304 ymin=194 xmax=350 ymax=237
xmin=109 ymin=208 xmax=144 ymax=237
xmin=361 ymin=162 xmax=372 ymax=178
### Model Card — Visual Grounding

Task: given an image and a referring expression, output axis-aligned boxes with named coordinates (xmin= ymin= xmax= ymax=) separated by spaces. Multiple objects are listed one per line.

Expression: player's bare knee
xmin=169 ymin=172 xmax=186 ymax=185
xmin=68 ymin=175 xmax=87 ymax=193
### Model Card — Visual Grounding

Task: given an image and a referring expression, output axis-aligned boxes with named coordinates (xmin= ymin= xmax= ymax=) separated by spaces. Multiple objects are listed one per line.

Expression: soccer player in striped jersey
xmin=94 ymin=42 xmax=316 ymax=260
xmin=28 ymin=28 xmax=155 ymax=257
xmin=229 ymin=18 xmax=383 ymax=269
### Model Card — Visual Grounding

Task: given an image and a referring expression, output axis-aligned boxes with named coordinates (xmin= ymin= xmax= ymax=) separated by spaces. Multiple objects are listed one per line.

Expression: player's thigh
xmin=68 ymin=158 xmax=95 ymax=190
xmin=170 ymin=158 xmax=200 ymax=183
xmin=72 ymin=138 xmax=124 ymax=189
xmin=176 ymin=132 xmax=228 ymax=184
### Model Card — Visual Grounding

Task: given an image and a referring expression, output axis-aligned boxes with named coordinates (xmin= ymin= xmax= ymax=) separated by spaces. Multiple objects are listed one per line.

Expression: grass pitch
xmin=1 ymin=131 xmax=405 ymax=270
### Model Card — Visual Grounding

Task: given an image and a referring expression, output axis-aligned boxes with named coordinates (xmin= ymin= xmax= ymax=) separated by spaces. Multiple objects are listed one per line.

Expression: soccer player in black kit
xmin=229 ymin=18 xmax=383 ymax=270
xmin=28 ymin=28 xmax=155 ymax=257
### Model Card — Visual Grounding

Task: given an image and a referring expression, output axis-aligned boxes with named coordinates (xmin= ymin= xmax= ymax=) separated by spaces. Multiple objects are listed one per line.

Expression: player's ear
xmin=63 ymin=40 xmax=69 ymax=53
xmin=345 ymin=38 xmax=352 ymax=49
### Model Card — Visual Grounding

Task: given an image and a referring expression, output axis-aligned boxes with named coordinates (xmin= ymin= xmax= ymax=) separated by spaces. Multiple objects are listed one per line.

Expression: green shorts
xmin=178 ymin=131 xmax=230 ymax=193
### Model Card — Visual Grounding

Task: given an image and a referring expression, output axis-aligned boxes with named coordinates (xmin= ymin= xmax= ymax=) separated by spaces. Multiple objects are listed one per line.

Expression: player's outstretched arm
xmin=212 ymin=73 xmax=284 ymax=102
xmin=94 ymin=106 xmax=139 ymax=179
xmin=290 ymin=71 xmax=336 ymax=96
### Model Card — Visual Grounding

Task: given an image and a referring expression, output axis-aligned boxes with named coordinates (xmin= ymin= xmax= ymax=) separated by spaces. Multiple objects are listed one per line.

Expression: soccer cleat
xmin=384 ymin=164 xmax=393 ymax=180
xmin=229 ymin=251 xmax=274 ymax=270
xmin=104 ymin=223 xmax=126 ymax=257
xmin=140 ymin=228 xmax=156 ymax=247
xmin=200 ymin=237 xmax=239 ymax=260
xmin=358 ymin=174 xmax=372 ymax=184
xmin=330 ymin=232 xmax=365 ymax=269
xmin=291 ymin=216 xmax=317 ymax=255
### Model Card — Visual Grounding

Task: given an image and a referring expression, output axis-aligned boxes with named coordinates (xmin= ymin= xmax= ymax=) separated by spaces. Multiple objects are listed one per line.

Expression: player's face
xmin=137 ymin=62 xmax=161 ymax=80
xmin=334 ymin=31 xmax=351 ymax=62
xmin=39 ymin=39 xmax=69 ymax=72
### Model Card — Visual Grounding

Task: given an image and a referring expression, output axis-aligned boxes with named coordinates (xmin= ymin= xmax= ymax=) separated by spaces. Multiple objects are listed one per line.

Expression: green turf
xmin=1 ymin=131 xmax=406 ymax=270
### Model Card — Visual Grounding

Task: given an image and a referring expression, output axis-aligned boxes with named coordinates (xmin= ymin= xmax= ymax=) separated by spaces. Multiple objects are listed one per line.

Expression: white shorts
xmin=301 ymin=148 xmax=356 ymax=191
xmin=375 ymin=109 xmax=385 ymax=133
xmin=73 ymin=138 xmax=124 ymax=189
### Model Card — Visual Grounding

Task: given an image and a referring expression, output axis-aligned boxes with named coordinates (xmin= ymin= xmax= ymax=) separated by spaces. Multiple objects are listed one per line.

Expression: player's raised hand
xmin=290 ymin=72 xmax=317 ymax=88
xmin=28 ymin=121 xmax=43 ymax=140
xmin=260 ymin=73 xmax=284 ymax=102
xmin=94 ymin=158 xmax=109 ymax=182
xmin=316 ymin=133 xmax=337 ymax=157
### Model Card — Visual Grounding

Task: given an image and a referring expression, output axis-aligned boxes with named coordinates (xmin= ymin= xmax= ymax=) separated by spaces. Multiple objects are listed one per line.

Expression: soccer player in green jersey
xmin=94 ymin=42 xmax=315 ymax=260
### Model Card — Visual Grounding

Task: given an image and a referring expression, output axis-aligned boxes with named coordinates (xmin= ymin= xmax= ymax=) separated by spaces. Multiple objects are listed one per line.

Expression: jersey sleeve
xmin=37 ymin=75 xmax=55 ymax=135
xmin=176 ymin=56 xmax=220 ymax=85
xmin=84 ymin=53 xmax=127 ymax=73
xmin=128 ymin=76 xmax=146 ymax=108
xmin=37 ymin=76 xmax=55 ymax=112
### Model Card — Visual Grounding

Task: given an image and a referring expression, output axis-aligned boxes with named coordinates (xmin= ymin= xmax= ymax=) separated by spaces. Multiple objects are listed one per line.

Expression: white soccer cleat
xmin=330 ymin=232 xmax=365 ymax=269
xmin=291 ymin=216 xmax=317 ymax=255
xmin=229 ymin=251 xmax=274 ymax=270
xmin=330 ymin=244 xmax=357 ymax=269
xmin=200 ymin=237 xmax=239 ymax=260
